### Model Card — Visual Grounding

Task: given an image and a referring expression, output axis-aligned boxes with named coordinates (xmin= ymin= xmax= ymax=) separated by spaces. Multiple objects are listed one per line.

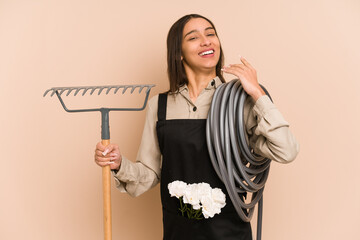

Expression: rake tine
xmin=47 ymin=90 xmax=54 ymax=97
xmin=106 ymin=87 xmax=114 ymax=95
xmin=122 ymin=86 xmax=130 ymax=94
xmin=98 ymin=87 xmax=106 ymax=95
xmin=138 ymin=86 xmax=145 ymax=93
xmin=143 ymin=85 xmax=151 ymax=92
xmin=49 ymin=89 xmax=58 ymax=97
xmin=74 ymin=88 xmax=84 ymax=96
xmin=147 ymin=86 xmax=153 ymax=93
xmin=59 ymin=89 xmax=67 ymax=96
xmin=144 ymin=85 xmax=152 ymax=93
xmin=90 ymin=87 xmax=98 ymax=95
xmin=43 ymin=89 xmax=51 ymax=97
xmin=114 ymin=86 xmax=121 ymax=94
xmin=82 ymin=87 xmax=91 ymax=96
xmin=50 ymin=90 xmax=57 ymax=97
xmin=66 ymin=88 xmax=76 ymax=96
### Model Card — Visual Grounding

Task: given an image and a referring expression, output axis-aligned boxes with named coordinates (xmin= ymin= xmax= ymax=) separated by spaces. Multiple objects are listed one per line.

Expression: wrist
xmin=112 ymin=161 xmax=121 ymax=174
xmin=112 ymin=155 xmax=122 ymax=173
xmin=112 ymin=166 xmax=120 ymax=174
xmin=250 ymin=88 xmax=265 ymax=101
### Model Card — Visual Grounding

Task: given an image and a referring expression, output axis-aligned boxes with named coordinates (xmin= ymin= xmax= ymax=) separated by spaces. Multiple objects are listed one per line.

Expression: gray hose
xmin=206 ymin=79 xmax=273 ymax=240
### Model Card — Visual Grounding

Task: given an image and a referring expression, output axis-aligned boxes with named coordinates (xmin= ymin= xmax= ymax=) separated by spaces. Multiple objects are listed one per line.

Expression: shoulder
xmin=147 ymin=94 xmax=159 ymax=114
xmin=147 ymin=92 xmax=182 ymax=116
xmin=148 ymin=94 xmax=159 ymax=108
xmin=147 ymin=92 xmax=177 ymax=109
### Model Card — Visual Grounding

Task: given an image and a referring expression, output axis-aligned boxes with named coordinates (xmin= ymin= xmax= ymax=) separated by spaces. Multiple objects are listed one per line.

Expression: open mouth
xmin=199 ymin=49 xmax=214 ymax=56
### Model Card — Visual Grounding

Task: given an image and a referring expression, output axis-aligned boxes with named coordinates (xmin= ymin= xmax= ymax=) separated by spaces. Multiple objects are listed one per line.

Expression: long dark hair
xmin=166 ymin=14 xmax=225 ymax=93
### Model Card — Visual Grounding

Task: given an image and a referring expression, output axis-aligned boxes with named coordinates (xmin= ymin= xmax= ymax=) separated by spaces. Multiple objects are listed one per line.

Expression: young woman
xmin=94 ymin=14 xmax=299 ymax=240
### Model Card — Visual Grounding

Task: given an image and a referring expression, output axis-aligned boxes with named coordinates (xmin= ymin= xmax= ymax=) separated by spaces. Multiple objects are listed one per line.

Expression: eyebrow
xmin=183 ymin=27 xmax=214 ymax=39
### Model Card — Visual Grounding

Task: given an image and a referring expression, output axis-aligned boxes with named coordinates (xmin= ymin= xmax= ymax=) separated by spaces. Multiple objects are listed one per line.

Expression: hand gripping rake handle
xmin=44 ymin=84 xmax=155 ymax=240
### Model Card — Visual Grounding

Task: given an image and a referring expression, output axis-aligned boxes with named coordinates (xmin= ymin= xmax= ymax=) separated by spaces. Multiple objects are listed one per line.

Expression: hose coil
xmin=206 ymin=79 xmax=273 ymax=239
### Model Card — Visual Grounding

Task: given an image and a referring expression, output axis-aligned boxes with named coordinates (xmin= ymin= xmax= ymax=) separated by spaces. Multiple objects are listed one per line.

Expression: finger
xmin=109 ymin=152 xmax=119 ymax=158
xmin=96 ymin=150 xmax=109 ymax=158
xmin=96 ymin=142 xmax=106 ymax=151
xmin=221 ymin=67 xmax=245 ymax=79
xmin=240 ymin=56 xmax=255 ymax=71
xmin=106 ymin=144 xmax=121 ymax=155
xmin=108 ymin=161 xmax=120 ymax=169
xmin=226 ymin=64 xmax=255 ymax=77
xmin=96 ymin=161 xmax=114 ymax=167
xmin=94 ymin=156 xmax=111 ymax=166
xmin=227 ymin=64 xmax=246 ymax=71
xmin=222 ymin=65 xmax=245 ymax=74
xmin=111 ymin=144 xmax=119 ymax=153
xmin=96 ymin=155 xmax=112 ymax=163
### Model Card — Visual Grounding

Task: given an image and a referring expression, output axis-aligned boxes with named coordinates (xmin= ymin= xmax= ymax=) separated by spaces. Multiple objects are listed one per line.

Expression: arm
xmin=222 ymin=56 xmax=299 ymax=163
xmin=244 ymin=95 xmax=299 ymax=163
xmin=95 ymin=96 xmax=161 ymax=197
xmin=114 ymin=96 xmax=161 ymax=197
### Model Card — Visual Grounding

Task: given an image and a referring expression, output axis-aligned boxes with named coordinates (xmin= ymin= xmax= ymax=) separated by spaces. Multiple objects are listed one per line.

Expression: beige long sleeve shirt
xmin=113 ymin=77 xmax=299 ymax=197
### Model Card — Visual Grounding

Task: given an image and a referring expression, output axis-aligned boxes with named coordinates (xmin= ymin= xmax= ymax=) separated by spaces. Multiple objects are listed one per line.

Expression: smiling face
xmin=181 ymin=17 xmax=221 ymax=75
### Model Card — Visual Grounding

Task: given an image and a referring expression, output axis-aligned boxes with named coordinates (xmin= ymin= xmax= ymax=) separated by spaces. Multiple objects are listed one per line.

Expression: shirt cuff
xmin=252 ymin=95 xmax=275 ymax=118
xmin=112 ymin=156 xmax=132 ymax=193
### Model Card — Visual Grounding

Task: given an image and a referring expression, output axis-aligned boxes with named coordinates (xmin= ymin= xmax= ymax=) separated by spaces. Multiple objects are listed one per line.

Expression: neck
xmin=182 ymin=61 xmax=217 ymax=102
xmin=185 ymin=69 xmax=216 ymax=103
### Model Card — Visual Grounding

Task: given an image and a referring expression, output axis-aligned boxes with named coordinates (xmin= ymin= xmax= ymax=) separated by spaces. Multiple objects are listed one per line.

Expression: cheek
xmin=214 ymin=40 xmax=221 ymax=52
xmin=182 ymin=45 xmax=197 ymax=61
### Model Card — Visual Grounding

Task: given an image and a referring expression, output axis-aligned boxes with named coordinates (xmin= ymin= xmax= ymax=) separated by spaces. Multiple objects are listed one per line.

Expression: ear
xmin=181 ymin=56 xmax=183 ymax=61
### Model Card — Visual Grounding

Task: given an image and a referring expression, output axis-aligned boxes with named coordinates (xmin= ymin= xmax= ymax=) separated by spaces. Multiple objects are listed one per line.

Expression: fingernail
xmin=102 ymin=149 xmax=109 ymax=156
xmin=239 ymin=55 xmax=242 ymax=59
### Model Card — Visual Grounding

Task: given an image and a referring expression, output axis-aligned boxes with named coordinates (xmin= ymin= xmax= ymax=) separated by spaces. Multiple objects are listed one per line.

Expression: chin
xmin=203 ymin=62 xmax=218 ymax=69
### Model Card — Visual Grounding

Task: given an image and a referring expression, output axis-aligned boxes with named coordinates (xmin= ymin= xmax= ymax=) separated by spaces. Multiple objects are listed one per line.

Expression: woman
xmin=95 ymin=14 xmax=299 ymax=240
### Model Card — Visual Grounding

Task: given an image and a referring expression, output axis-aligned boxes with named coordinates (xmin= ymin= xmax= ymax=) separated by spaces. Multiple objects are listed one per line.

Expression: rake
xmin=43 ymin=84 xmax=155 ymax=240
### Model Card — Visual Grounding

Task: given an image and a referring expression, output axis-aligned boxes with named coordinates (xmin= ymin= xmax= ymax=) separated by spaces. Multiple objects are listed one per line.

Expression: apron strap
xmin=157 ymin=93 xmax=168 ymax=121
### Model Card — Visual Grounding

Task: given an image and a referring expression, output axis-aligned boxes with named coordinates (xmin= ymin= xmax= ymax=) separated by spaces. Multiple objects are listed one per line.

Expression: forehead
xmin=183 ymin=18 xmax=213 ymax=35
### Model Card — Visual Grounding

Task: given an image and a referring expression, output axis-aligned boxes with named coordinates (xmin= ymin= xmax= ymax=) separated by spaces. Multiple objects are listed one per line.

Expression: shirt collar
xmin=179 ymin=76 xmax=222 ymax=93
xmin=205 ymin=76 xmax=222 ymax=90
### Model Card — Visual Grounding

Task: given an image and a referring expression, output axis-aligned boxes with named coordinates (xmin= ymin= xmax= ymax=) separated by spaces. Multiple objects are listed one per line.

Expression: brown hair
xmin=166 ymin=14 xmax=225 ymax=93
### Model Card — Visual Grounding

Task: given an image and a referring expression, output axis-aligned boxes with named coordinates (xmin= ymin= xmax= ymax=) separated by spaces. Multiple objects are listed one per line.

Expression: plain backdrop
xmin=1 ymin=0 xmax=359 ymax=239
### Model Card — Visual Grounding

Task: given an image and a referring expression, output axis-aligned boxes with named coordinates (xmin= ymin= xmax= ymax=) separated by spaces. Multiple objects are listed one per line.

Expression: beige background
xmin=1 ymin=0 xmax=359 ymax=239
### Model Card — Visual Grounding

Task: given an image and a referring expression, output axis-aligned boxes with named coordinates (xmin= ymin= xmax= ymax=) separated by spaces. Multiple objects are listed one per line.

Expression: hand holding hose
xmin=95 ymin=142 xmax=122 ymax=171
xmin=221 ymin=56 xmax=265 ymax=101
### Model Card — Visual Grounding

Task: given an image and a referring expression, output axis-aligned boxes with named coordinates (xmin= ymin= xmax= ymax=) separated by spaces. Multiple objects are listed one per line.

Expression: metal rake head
xmin=43 ymin=84 xmax=156 ymax=139
xmin=43 ymin=83 xmax=155 ymax=113
xmin=43 ymin=84 xmax=155 ymax=97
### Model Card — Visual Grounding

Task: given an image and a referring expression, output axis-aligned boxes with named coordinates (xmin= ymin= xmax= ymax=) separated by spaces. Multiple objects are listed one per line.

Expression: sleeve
xmin=112 ymin=95 xmax=162 ymax=197
xmin=244 ymin=95 xmax=299 ymax=163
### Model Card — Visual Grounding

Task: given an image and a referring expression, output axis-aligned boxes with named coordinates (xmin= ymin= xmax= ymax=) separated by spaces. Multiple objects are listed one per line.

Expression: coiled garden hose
xmin=206 ymin=79 xmax=273 ymax=240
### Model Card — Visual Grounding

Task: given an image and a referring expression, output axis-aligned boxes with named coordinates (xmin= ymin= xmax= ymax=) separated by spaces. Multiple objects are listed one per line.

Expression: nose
xmin=200 ymin=35 xmax=211 ymax=47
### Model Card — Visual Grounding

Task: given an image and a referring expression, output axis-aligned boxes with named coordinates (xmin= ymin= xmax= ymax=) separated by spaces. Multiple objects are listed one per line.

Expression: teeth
xmin=199 ymin=50 xmax=214 ymax=56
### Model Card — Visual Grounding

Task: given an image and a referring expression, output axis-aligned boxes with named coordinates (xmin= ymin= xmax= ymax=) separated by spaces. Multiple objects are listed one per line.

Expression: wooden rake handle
xmin=102 ymin=139 xmax=112 ymax=240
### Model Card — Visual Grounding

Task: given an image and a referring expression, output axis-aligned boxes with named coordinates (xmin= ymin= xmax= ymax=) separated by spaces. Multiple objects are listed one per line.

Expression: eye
xmin=188 ymin=36 xmax=197 ymax=41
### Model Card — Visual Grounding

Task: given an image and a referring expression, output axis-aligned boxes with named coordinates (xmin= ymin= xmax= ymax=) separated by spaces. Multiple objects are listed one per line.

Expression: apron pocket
xmin=162 ymin=208 xmax=252 ymax=240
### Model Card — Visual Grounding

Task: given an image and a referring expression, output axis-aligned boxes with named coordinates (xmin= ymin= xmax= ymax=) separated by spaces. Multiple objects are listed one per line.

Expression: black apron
xmin=156 ymin=93 xmax=252 ymax=240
